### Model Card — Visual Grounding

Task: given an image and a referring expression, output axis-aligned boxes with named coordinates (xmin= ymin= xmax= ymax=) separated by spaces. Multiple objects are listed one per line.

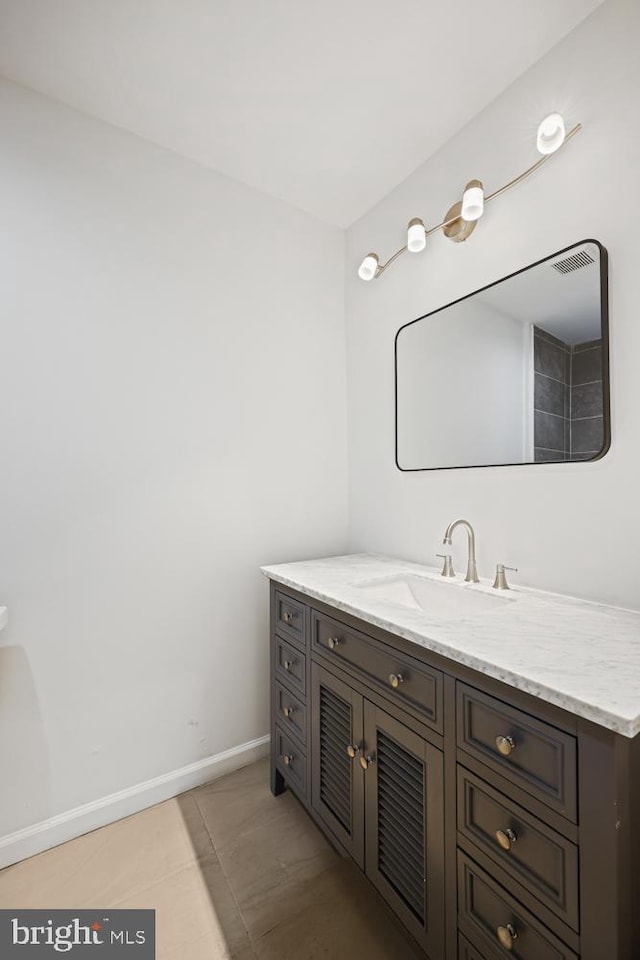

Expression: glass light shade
xmin=358 ymin=252 xmax=379 ymax=281
xmin=461 ymin=180 xmax=484 ymax=222
xmin=407 ymin=218 xmax=426 ymax=253
xmin=537 ymin=113 xmax=566 ymax=155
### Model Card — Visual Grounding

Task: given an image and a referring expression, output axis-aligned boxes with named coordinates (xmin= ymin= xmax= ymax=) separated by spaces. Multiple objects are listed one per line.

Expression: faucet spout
xmin=442 ymin=518 xmax=479 ymax=583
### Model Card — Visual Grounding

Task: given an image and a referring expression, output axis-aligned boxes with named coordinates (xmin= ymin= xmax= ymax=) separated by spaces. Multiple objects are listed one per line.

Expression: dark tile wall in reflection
xmin=534 ymin=327 xmax=604 ymax=462
xmin=534 ymin=328 xmax=569 ymax=462
xmin=570 ymin=340 xmax=604 ymax=460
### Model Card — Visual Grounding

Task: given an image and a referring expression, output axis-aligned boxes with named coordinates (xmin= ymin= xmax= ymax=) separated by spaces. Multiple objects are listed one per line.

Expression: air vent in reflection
xmin=551 ymin=250 xmax=595 ymax=275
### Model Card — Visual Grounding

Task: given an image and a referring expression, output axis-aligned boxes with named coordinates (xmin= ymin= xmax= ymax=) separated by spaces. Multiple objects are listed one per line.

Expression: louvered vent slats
xmin=319 ymin=687 xmax=352 ymax=833
xmin=379 ymin=753 xmax=424 ymax=805
xmin=321 ymin=785 xmax=351 ymax=828
xmin=377 ymin=731 xmax=426 ymax=924
xmin=551 ymin=249 xmax=595 ymax=274
xmin=379 ymin=820 xmax=424 ymax=872
xmin=379 ymin=849 xmax=426 ymax=906
xmin=378 ymin=774 xmax=423 ymax=845
xmin=319 ymin=753 xmax=350 ymax=795
xmin=320 ymin=725 xmax=348 ymax=759
xmin=319 ymin=749 xmax=349 ymax=784
xmin=321 ymin=714 xmax=349 ymax=747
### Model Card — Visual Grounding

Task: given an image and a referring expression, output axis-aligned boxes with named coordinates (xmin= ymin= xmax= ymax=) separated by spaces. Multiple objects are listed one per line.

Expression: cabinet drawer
xmin=275 ymin=724 xmax=307 ymax=796
xmin=457 ymin=767 xmax=579 ymax=931
xmin=275 ymin=636 xmax=306 ymax=698
xmin=458 ymin=852 xmax=579 ymax=960
xmin=275 ymin=681 xmax=307 ymax=744
xmin=457 ymin=683 xmax=577 ymax=821
xmin=459 ymin=933 xmax=501 ymax=960
xmin=312 ymin=611 xmax=442 ymax=732
xmin=275 ymin=591 xmax=306 ymax=648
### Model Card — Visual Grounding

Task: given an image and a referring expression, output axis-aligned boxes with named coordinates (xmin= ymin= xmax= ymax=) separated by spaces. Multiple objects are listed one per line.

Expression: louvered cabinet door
xmin=311 ymin=663 xmax=365 ymax=868
xmin=363 ymin=701 xmax=445 ymax=958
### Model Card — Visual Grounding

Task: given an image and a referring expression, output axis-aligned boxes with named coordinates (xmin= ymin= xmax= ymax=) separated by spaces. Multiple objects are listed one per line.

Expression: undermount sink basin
xmin=353 ymin=574 xmax=514 ymax=620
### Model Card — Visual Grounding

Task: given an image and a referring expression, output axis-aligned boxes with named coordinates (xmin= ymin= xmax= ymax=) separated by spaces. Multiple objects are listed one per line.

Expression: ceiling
xmin=479 ymin=243 xmax=603 ymax=345
xmin=0 ymin=0 xmax=604 ymax=227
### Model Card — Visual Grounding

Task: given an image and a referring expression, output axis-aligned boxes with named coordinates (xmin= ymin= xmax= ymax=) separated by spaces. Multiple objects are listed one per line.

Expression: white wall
xmin=397 ymin=298 xmax=529 ymax=469
xmin=346 ymin=0 xmax=640 ymax=610
xmin=0 ymin=78 xmax=348 ymax=841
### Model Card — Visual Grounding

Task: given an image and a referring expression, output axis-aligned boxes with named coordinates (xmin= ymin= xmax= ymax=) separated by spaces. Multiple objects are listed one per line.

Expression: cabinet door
xmin=363 ymin=701 xmax=445 ymax=958
xmin=311 ymin=663 xmax=365 ymax=868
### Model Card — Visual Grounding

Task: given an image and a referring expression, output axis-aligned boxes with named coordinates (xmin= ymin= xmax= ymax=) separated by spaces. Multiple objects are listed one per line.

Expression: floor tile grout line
xmin=105 ymin=845 xmax=226 ymax=912
xmin=181 ymin=791 xmax=218 ymax=862
xmin=191 ymin=790 xmax=259 ymax=957
xmin=191 ymin=781 xmax=344 ymax=952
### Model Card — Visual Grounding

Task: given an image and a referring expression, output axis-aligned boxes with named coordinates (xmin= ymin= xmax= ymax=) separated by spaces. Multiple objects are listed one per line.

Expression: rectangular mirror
xmin=395 ymin=240 xmax=609 ymax=471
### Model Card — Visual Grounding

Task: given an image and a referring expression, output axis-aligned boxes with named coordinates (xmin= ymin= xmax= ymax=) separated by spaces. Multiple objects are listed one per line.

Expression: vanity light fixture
xmin=407 ymin=217 xmax=427 ymax=252
xmin=357 ymin=112 xmax=580 ymax=281
xmin=536 ymin=112 xmax=566 ymax=155
xmin=461 ymin=179 xmax=484 ymax=222
xmin=358 ymin=252 xmax=379 ymax=281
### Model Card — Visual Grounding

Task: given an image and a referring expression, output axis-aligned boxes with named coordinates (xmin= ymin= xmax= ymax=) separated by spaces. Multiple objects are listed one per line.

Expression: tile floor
xmin=0 ymin=758 xmax=421 ymax=959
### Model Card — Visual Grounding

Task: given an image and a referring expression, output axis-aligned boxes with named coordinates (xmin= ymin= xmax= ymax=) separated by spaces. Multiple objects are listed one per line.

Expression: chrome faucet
xmin=442 ymin=519 xmax=479 ymax=583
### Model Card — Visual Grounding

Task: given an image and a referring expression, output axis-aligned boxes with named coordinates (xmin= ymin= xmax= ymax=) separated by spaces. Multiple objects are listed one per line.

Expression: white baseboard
xmin=0 ymin=733 xmax=270 ymax=870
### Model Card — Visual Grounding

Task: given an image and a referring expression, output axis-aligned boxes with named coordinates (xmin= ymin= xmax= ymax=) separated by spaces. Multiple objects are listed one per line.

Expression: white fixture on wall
xmin=461 ymin=179 xmax=484 ymax=222
xmin=407 ymin=217 xmax=427 ymax=253
xmin=357 ymin=253 xmax=380 ymax=281
xmin=536 ymin=112 xmax=566 ymax=155
xmin=357 ymin=113 xmax=580 ymax=281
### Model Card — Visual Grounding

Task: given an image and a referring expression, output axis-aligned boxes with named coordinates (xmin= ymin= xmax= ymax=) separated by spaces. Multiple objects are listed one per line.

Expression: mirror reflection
xmin=395 ymin=240 xmax=609 ymax=471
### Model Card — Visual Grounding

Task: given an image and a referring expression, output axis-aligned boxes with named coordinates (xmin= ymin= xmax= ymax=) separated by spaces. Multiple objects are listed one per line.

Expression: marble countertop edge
xmin=261 ymin=556 xmax=640 ymax=739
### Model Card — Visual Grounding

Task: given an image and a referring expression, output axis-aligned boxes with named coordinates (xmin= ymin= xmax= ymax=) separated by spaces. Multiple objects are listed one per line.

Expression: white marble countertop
xmin=0 ymin=607 xmax=7 ymax=632
xmin=261 ymin=554 xmax=640 ymax=738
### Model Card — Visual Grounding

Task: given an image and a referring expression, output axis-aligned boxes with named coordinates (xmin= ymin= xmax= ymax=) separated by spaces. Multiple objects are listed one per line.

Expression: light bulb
xmin=537 ymin=113 xmax=566 ymax=155
xmin=407 ymin=217 xmax=426 ymax=253
xmin=358 ymin=252 xmax=379 ymax=281
xmin=461 ymin=179 xmax=484 ymax=222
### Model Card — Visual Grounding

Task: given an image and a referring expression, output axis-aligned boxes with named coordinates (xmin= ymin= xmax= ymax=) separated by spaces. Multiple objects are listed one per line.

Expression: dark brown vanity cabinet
xmin=362 ymin=699 xmax=444 ymax=957
xmin=269 ymin=581 xmax=640 ymax=960
xmin=310 ymin=665 xmax=365 ymax=866
xmin=310 ymin=662 xmax=445 ymax=957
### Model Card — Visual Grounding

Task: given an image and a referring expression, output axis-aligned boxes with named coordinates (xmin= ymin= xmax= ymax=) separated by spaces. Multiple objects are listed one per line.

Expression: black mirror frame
xmin=394 ymin=239 xmax=610 ymax=472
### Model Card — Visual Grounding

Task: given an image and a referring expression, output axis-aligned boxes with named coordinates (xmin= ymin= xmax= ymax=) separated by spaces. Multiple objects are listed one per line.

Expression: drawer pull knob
xmin=282 ymin=659 xmax=294 ymax=672
xmin=496 ymin=735 xmax=516 ymax=757
xmin=496 ymin=828 xmax=518 ymax=851
xmin=359 ymin=753 xmax=376 ymax=770
xmin=389 ymin=673 xmax=404 ymax=689
xmin=496 ymin=923 xmax=518 ymax=951
xmin=346 ymin=744 xmax=361 ymax=759
xmin=282 ymin=754 xmax=294 ymax=766
xmin=283 ymin=611 xmax=293 ymax=623
xmin=327 ymin=636 xmax=340 ymax=651
xmin=282 ymin=706 xmax=295 ymax=719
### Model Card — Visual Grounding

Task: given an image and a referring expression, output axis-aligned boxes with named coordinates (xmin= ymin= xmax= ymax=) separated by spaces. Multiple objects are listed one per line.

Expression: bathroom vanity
xmin=262 ymin=554 xmax=640 ymax=960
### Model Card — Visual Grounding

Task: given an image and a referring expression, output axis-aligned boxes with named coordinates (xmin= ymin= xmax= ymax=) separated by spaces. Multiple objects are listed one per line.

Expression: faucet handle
xmin=436 ymin=553 xmax=456 ymax=578
xmin=493 ymin=563 xmax=518 ymax=590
